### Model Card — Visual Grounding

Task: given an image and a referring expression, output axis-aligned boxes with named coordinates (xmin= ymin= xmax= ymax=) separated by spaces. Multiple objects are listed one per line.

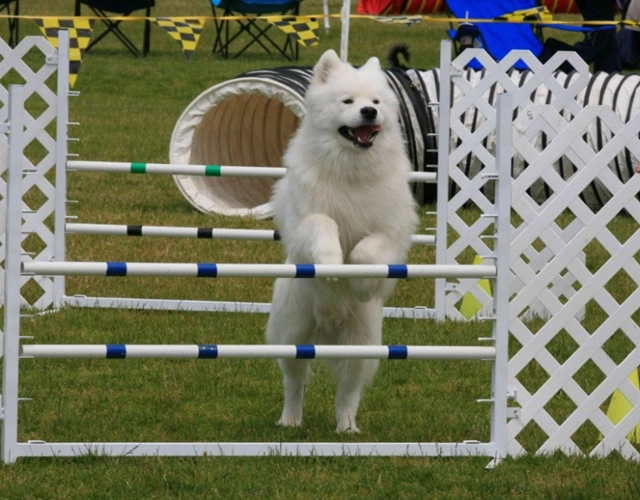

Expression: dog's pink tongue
xmin=352 ymin=125 xmax=381 ymax=140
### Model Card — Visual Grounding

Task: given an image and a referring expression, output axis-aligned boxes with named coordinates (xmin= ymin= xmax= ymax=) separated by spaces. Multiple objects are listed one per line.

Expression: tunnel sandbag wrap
xmin=169 ymin=67 xmax=440 ymax=218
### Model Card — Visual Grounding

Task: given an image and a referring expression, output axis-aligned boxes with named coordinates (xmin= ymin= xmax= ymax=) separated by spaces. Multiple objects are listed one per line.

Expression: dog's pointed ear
xmin=361 ymin=56 xmax=382 ymax=72
xmin=313 ymin=49 xmax=342 ymax=84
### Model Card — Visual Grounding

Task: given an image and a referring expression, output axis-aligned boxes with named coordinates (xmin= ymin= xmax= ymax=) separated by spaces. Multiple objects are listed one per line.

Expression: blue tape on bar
xmin=387 ymin=345 xmax=408 ymax=359
xmin=296 ymin=345 xmax=316 ymax=359
xmin=198 ymin=344 xmax=218 ymax=358
xmin=387 ymin=264 xmax=408 ymax=278
xmin=106 ymin=344 xmax=126 ymax=358
xmin=197 ymin=263 xmax=218 ymax=277
xmin=106 ymin=262 xmax=127 ymax=276
xmin=295 ymin=264 xmax=316 ymax=278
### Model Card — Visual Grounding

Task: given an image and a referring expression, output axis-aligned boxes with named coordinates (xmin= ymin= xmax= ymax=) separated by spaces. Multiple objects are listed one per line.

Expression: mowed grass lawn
xmin=1 ymin=1 xmax=640 ymax=498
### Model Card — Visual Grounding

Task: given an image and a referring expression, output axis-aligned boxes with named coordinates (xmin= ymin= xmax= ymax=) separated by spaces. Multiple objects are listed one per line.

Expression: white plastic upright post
xmin=488 ymin=92 xmax=513 ymax=468
xmin=434 ymin=40 xmax=454 ymax=320
xmin=339 ymin=0 xmax=350 ymax=62
xmin=2 ymin=85 xmax=25 ymax=464
xmin=54 ymin=30 xmax=70 ymax=309
xmin=323 ymin=0 xmax=330 ymax=31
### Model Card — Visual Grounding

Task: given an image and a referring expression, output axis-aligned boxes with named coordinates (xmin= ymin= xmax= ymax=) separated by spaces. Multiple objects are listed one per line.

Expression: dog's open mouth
xmin=338 ymin=125 xmax=381 ymax=148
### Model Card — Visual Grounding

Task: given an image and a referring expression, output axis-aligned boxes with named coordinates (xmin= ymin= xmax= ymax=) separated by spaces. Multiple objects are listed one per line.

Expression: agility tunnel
xmin=169 ymin=66 xmax=440 ymax=218
xmin=170 ymin=67 xmax=640 ymax=218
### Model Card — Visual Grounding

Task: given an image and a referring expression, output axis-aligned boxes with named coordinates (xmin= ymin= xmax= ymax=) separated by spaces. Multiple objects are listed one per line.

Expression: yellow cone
xmin=459 ymin=255 xmax=492 ymax=320
xmin=605 ymin=368 xmax=640 ymax=442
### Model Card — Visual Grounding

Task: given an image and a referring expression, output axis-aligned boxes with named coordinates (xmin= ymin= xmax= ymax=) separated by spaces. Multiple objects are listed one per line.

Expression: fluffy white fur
xmin=265 ymin=49 xmax=418 ymax=433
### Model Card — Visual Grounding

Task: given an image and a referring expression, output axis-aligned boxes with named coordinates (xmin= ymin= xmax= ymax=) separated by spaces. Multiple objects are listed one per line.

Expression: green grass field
xmin=2 ymin=1 xmax=640 ymax=498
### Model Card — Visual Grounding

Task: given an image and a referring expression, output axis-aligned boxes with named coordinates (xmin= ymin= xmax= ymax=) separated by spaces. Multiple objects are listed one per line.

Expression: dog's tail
xmin=387 ymin=44 xmax=411 ymax=71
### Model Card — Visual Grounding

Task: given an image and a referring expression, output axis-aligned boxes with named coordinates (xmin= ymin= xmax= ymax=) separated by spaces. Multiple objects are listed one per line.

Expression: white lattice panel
xmin=440 ymin=43 xmax=640 ymax=459
xmin=0 ymin=36 xmax=61 ymax=311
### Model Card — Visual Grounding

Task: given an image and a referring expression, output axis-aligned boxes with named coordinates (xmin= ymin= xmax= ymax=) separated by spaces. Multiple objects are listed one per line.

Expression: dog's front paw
xmin=347 ymin=245 xmax=378 ymax=300
xmin=317 ymin=250 xmax=343 ymax=283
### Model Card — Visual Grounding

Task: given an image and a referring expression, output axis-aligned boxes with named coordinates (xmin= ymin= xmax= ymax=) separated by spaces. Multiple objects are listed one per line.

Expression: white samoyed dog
xmin=265 ymin=49 xmax=418 ymax=433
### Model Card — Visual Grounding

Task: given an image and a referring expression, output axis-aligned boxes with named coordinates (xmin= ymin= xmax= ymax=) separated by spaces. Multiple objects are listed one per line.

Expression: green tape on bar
xmin=131 ymin=163 xmax=147 ymax=174
xmin=205 ymin=165 xmax=221 ymax=176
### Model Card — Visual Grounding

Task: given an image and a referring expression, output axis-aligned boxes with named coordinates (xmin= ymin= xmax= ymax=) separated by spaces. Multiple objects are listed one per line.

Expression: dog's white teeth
xmin=350 ymin=125 xmax=381 ymax=145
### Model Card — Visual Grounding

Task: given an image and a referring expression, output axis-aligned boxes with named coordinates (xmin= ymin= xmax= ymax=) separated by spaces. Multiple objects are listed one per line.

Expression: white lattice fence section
xmin=440 ymin=44 xmax=640 ymax=458
xmin=439 ymin=48 xmax=593 ymax=319
xmin=508 ymin=106 xmax=640 ymax=459
xmin=0 ymin=36 xmax=63 ymax=313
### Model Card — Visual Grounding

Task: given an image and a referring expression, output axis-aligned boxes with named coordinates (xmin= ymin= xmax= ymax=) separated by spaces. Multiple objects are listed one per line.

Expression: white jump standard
xmin=2 ymin=80 xmax=512 ymax=465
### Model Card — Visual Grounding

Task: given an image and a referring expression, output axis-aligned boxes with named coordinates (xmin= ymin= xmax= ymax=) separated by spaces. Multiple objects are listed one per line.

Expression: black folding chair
xmin=74 ymin=0 xmax=155 ymax=57
xmin=211 ymin=0 xmax=301 ymax=60
xmin=0 ymin=0 xmax=19 ymax=47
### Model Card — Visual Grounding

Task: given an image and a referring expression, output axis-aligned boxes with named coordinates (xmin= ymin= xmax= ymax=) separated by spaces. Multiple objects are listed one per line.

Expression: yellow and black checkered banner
xmin=34 ymin=18 xmax=94 ymax=88
xmin=152 ymin=17 xmax=205 ymax=60
xmin=621 ymin=19 xmax=640 ymax=29
xmin=494 ymin=6 xmax=553 ymax=22
xmin=372 ymin=15 xmax=424 ymax=26
xmin=267 ymin=17 xmax=319 ymax=47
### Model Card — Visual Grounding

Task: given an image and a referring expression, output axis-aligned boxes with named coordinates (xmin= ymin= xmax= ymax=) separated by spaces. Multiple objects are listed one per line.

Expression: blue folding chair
xmin=445 ymin=0 xmax=613 ymax=70
xmin=211 ymin=0 xmax=302 ymax=60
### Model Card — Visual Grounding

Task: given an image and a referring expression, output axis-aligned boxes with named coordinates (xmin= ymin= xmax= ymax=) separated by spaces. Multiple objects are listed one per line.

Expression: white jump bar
xmin=20 ymin=344 xmax=496 ymax=360
xmin=65 ymin=223 xmax=436 ymax=245
xmin=22 ymin=262 xmax=497 ymax=279
xmin=66 ymin=161 xmax=437 ymax=183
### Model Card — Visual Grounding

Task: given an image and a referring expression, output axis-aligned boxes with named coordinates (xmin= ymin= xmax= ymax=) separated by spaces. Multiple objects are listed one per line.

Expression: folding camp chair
xmin=74 ymin=0 xmax=155 ymax=57
xmin=211 ymin=0 xmax=301 ymax=60
xmin=0 ymin=0 xmax=19 ymax=47
xmin=445 ymin=0 xmax=614 ymax=70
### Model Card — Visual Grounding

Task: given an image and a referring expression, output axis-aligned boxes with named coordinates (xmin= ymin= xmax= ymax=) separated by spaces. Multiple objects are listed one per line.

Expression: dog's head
xmin=304 ymin=49 xmax=399 ymax=150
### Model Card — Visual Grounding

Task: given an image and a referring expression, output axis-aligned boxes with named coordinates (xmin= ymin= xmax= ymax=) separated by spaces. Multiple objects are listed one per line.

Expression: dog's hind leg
xmin=333 ymin=300 xmax=383 ymax=433
xmin=276 ymin=358 xmax=310 ymax=427
xmin=266 ymin=278 xmax=314 ymax=428
xmin=334 ymin=357 xmax=380 ymax=433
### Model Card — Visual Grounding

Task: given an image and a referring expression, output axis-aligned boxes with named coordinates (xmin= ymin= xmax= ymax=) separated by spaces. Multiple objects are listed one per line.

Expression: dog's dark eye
xmin=342 ymin=99 xmax=353 ymax=104
xmin=373 ymin=99 xmax=380 ymax=104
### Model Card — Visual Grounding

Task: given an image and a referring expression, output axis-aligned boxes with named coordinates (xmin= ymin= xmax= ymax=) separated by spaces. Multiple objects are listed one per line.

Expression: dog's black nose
xmin=360 ymin=107 xmax=377 ymax=120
